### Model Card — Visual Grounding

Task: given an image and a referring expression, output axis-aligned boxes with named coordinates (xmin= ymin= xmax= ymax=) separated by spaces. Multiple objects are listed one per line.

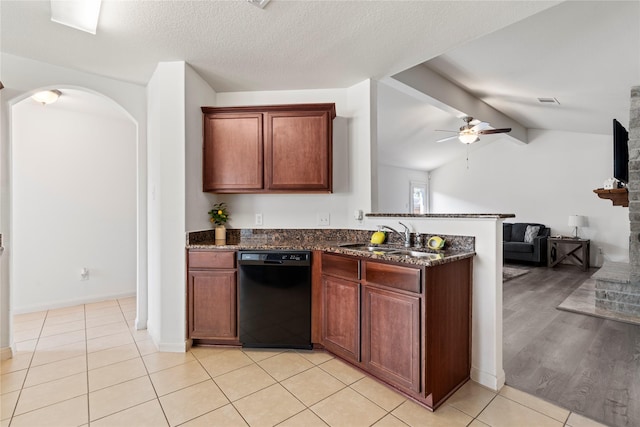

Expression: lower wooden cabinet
xmin=320 ymin=252 xmax=472 ymax=410
xmin=362 ymin=285 xmax=421 ymax=393
xmin=321 ymin=275 xmax=360 ymax=363
xmin=187 ymin=250 xmax=239 ymax=345
xmin=188 ymin=270 xmax=237 ymax=341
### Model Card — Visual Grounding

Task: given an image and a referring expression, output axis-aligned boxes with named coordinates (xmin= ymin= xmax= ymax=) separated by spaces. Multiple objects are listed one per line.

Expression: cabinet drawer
xmin=322 ymin=253 xmax=359 ymax=281
xmin=364 ymin=261 xmax=421 ymax=293
xmin=188 ymin=250 xmax=236 ymax=269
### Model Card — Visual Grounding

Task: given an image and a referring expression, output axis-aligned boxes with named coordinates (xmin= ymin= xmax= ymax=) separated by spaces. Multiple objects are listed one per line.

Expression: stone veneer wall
xmin=595 ymin=86 xmax=640 ymax=316
xmin=629 ymin=86 xmax=640 ymax=282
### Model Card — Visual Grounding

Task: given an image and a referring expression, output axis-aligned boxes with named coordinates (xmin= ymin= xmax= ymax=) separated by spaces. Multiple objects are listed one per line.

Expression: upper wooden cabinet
xmin=201 ymin=104 xmax=336 ymax=193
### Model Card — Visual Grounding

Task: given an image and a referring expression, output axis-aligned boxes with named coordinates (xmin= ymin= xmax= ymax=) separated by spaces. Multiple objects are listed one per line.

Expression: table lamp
xmin=568 ymin=215 xmax=586 ymax=238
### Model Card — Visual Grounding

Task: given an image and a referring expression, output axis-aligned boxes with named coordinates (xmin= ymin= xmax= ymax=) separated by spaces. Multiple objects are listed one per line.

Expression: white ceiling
xmin=378 ymin=0 xmax=640 ymax=170
xmin=1 ymin=1 xmax=638 ymax=172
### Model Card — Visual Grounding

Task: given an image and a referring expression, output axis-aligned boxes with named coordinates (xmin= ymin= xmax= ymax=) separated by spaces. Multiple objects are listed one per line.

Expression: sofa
xmin=503 ymin=222 xmax=550 ymax=265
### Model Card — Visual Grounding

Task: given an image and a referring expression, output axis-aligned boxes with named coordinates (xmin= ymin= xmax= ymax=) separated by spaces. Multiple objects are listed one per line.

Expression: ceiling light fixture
xmin=458 ymin=130 xmax=479 ymax=144
xmin=31 ymin=90 xmax=62 ymax=105
xmin=247 ymin=0 xmax=271 ymax=9
xmin=50 ymin=0 xmax=102 ymax=34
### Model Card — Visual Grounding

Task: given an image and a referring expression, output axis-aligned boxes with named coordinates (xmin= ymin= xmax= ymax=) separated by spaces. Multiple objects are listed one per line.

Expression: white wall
xmin=12 ymin=94 xmax=137 ymax=312
xmin=185 ymin=66 xmax=217 ymax=232
xmin=430 ymin=129 xmax=629 ymax=265
xmin=146 ymin=62 xmax=188 ymax=351
xmin=208 ymin=81 xmax=373 ymax=230
xmin=377 ymin=164 xmax=429 ymax=213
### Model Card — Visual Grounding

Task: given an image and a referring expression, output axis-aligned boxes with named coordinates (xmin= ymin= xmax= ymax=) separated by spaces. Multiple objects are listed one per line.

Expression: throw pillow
xmin=524 ymin=225 xmax=541 ymax=243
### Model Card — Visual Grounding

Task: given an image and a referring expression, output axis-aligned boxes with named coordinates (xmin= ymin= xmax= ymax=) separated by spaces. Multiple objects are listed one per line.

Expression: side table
xmin=548 ymin=237 xmax=590 ymax=271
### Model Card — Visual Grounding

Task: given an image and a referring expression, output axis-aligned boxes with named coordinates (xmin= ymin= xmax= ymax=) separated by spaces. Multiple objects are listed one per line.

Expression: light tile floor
xmin=1 ymin=297 xmax=608 ymax=427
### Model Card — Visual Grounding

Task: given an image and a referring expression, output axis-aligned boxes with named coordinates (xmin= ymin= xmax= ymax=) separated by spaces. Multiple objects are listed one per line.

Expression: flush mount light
xmin=31 ymin=90 xmax=62 ymax=105
xmin=247 ymin=0 xmax=270 ymax=9
xmin=50 ymin=0 xmax=102 ymax=34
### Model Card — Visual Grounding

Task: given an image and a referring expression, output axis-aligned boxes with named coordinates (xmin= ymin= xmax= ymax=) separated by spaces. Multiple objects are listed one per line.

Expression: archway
xmin=7 ymin=87 xmax=141 ymax=350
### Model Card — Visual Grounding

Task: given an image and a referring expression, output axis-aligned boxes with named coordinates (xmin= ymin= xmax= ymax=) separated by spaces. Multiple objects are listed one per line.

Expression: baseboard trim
xmin=157 ymin=341 xmax=188 ymax=353
xmin=12 ymin=291 xmax=136 ymax=314
xmin=1 ymin=345 xmax=14 ymax=361
xmin=471 ymin=366 xmax=506 ymax=392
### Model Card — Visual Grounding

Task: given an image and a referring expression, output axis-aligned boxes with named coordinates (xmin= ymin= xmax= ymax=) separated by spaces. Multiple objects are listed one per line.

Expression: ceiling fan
xmin=436 ymin=116 xmax=511 ymax=144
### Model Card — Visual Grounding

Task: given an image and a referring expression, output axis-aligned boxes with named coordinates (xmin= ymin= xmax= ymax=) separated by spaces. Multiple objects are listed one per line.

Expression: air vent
xmin=537 ymin=97 xmax=560 ymax=105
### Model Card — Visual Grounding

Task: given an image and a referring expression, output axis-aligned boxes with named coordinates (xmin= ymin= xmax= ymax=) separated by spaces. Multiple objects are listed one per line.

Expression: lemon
xmin=428 ymin=236 xmax=445 ymax=250
xmin=370 ymin=231 xmax=386 ymax=244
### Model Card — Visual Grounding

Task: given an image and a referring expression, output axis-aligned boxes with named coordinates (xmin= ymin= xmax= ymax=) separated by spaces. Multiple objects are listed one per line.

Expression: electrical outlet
xmin=317 ymin=212 xmax=330 ymax=226
xmin=255 ymin=213 xmax=263 ymax=226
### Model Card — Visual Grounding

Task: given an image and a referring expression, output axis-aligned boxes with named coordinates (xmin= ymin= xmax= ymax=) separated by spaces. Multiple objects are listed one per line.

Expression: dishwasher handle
xmin=264 ymin=260 xmax=284 ymax=265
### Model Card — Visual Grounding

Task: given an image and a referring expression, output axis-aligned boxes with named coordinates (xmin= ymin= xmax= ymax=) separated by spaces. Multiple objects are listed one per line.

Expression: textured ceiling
xmin=3 ymin=1 xmax=637 ymax=172
xmin=0 ymin=0 xmax=558 ymax=91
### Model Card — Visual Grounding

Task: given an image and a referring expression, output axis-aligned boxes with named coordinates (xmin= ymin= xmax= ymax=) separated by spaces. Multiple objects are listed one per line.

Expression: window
xmin=410 ymin=181 xmax=427 ymax=214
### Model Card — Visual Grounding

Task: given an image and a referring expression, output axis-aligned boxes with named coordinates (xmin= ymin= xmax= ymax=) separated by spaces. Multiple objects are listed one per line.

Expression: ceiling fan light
xmin=458 ymin=131 xmax=478 ymax=144
xmin=31 ymin=89 xmax=62 ymax=105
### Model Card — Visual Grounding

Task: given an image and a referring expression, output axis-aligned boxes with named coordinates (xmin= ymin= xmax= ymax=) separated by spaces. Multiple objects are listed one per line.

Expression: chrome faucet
xmin=381 ymin=222 xmax=412 ymax=247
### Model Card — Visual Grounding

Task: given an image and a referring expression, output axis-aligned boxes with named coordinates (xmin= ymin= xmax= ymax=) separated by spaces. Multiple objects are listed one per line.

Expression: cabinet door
xmin=362 ymin=285 xmax=421 ymax=393
xmin=265 ymin=110 xmax=332 ymax=192
xmin=188 ymin=270 xmax=238 ymax=342
xmin=322 ymin=275 xmax=360 ymax=363
xmin=202 ymin=113 xmax=263 ymax=192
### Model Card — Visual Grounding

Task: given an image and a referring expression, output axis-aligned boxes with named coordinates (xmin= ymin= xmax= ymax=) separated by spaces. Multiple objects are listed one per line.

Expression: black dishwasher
xmin=238 ymin=250 xmax=312 ymax=349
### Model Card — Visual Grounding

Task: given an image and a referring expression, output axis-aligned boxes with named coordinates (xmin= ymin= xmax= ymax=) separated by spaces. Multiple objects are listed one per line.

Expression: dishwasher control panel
xmin=238 ymin=251 xmax=311 ymax=264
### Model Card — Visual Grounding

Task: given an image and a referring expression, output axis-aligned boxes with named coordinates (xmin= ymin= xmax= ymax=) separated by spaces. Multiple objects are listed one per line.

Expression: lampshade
xmin=568 ymin=215 xmax=586 ymax=227
xmin=31 ymin=90 xmax=62 ymax=105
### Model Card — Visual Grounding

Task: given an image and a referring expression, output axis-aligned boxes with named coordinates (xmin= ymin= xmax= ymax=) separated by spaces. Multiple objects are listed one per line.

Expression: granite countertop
xmin=187 ymin=240 xmax=474 ymax=267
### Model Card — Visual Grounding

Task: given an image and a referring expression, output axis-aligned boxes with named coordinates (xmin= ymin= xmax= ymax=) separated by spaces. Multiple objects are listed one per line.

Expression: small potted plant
xmin=208 ymin=202 xmax=229 ymax=245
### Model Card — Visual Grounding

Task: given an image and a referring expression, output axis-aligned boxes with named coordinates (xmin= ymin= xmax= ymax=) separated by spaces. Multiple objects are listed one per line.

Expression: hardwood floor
xmin=503 ymin=264 xmax=640 ymax=427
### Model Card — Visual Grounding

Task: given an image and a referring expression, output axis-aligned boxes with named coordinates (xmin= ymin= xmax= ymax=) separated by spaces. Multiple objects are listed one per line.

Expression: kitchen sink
xmin=394 ymin=250 xmax=444 ymax=260
xmin=339 ymin=243 xmax=442 ymax=259
xmin=340 ymin=244 xmax=401 ymax=253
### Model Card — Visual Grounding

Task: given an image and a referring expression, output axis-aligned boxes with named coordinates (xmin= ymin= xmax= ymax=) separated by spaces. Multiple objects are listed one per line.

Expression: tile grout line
xmin=118 ymin=297 xmax=170 ymax=427
xmin=498 ymin=390 xmax=574 ymax=424
xmin=7 ymin=308 xmax=48 ymax=424
xmin=84 ymin=303 xmax=91 ymax=426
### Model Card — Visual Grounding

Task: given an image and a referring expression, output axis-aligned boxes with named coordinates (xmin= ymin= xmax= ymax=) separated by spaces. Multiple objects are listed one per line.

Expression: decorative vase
xmin=214 ymin=225 xmax=226 ymax=245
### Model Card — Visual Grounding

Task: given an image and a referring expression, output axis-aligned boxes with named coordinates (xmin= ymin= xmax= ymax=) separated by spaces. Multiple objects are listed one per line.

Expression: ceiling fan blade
xmin=436 ymin=135 xmax=458 ymax=143
xmin=434 ymin=129 xmax=458 ymax=133
xmin=471 ymin=121 xmax=490 ymax=132
xmin=478 ymin=128 xmax=512 ymax=135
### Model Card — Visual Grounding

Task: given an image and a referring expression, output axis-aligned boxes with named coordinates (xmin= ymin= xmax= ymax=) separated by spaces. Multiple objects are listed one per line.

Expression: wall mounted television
xmin=613 ymin=119 xmax=629 ymax=184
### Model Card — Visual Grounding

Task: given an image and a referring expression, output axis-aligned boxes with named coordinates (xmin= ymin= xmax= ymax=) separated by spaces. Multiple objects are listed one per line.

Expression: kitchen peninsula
xmin=185 ymin=217 xmax=504 ymax=410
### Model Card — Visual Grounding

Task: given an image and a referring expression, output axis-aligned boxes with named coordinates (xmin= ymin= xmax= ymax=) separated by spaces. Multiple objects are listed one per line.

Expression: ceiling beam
xmin=386 ymin=64 xmax=528 ymax=144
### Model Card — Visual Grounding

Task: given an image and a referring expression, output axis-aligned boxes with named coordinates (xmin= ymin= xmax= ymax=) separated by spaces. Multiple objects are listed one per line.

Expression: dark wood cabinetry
xmin=185 ymin=247 xmax=472 ymax=410
xmin=201 ymin=104 xmax=335 ymax=193
xmin=187 ymin=250 xmax=239 ymax=345
xmin=320 ymin=252 xmax=472 ymax=410
xmin=320 ymin=253 xmax=361 ymax=362
xmin=202 ymin=113 xmax=263 ymax=192
xmin=322 ymin=275 xmax=361 ymax=363
xmin=362 ymin=285 xmax=421 ymax=393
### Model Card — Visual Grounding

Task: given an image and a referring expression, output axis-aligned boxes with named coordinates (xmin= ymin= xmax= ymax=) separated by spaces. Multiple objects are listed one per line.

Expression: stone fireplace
xmin=594 ymin=86 xmax=640 ymax=316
